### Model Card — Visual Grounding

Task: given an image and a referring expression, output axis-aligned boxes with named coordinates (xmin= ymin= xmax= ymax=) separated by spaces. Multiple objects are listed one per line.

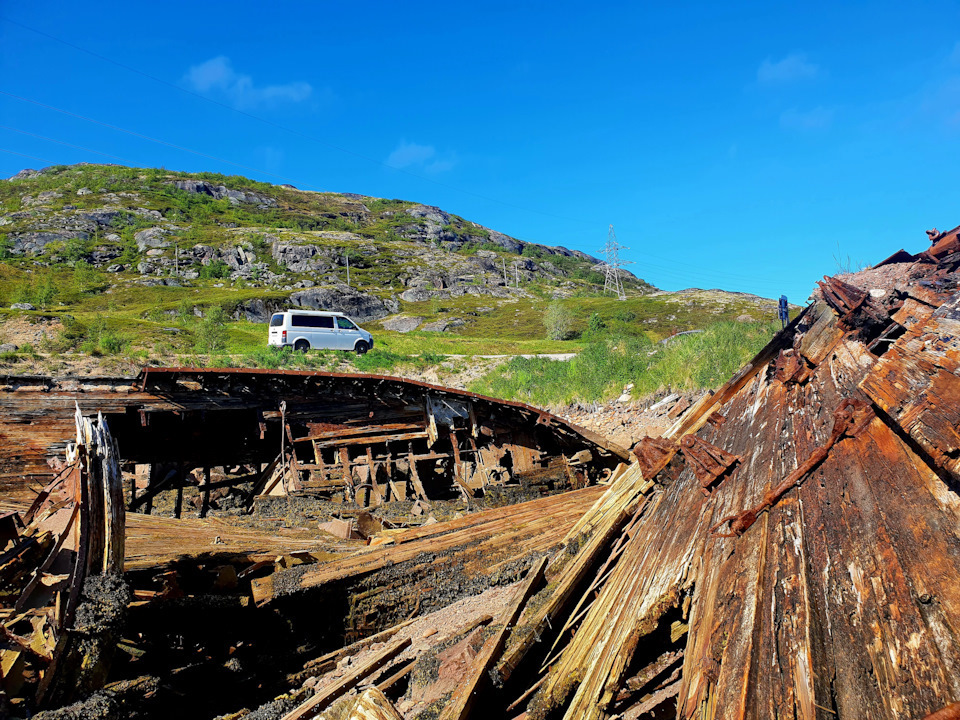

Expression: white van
xmin=268 ymin=310 xmax=374 ymax=354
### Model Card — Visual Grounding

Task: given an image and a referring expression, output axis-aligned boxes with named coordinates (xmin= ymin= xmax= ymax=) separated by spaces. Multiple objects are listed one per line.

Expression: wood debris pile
xmin=1 ymin=409 xmax=125 ymax=714
xmin=3 ymin=228 xmax=960 ymax=719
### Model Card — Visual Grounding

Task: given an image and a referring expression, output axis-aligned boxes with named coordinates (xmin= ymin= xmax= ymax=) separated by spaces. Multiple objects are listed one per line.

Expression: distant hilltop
xmin=1 ymin=163 xmax=654 ymax=324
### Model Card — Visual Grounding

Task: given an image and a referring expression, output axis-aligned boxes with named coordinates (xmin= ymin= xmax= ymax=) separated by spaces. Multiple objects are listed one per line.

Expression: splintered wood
xmin=5 ymin=235 xmax=960 ymax=719
xmin=0 ymin=409 xmax=124 ymax=706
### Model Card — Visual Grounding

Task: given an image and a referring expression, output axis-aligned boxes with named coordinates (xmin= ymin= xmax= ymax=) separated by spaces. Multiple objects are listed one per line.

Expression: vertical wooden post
xmin=174 ymin=464 xmax=184 ymax=519
xmin=145 ymin=464 xmax=154 ymax=516
xmin=200 ymin=466 xmax=211 ymax=518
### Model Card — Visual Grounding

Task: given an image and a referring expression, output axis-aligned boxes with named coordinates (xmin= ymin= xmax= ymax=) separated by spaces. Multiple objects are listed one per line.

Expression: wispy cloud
xmin=183 ymin=57 xmax=312 ymax=108
xmin=758 ymin=53 xmax=819 ymax=84
xmin=386 ymin=141 xmax=457 ymax=173
xmin=780 ymin=106 xmax=834 ymax=131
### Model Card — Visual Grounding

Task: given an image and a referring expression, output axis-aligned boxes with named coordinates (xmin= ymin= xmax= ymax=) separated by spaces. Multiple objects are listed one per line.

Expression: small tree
xmin=588 ymin=313 xmax=606 ymax=333
xmin=544 ymin=301 xmax=574 ymax=340
xmin=195 ymin=305 xmax=228 ymax=353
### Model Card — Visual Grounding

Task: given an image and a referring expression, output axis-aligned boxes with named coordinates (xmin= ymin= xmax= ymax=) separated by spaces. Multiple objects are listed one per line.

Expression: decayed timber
xmin=251 ymin=486 xmax=606 ymax=640
xmin=6 ymin=228 xmax=960 ymax=720
xmin=0 ymin=369 xmax=627 ymax=510
xmin=495 ymin=237 xmax=960 ymax=720
xmin=0 ymin=408 xmax=124 ymax=708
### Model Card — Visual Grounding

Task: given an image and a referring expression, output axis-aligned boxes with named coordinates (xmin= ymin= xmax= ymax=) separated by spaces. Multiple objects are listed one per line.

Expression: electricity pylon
xmin=595 ymin=225 xmax=633 ymax=300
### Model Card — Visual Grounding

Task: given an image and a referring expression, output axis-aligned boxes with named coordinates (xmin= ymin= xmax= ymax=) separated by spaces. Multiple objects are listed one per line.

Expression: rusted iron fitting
xmin=706 ymin=412 xmax=727 ymax=428
xmin=774 ymin=349 xmax=806 ymax=385
xmin=817 ymin=276 xmax=889 ymax=334
xmin=632 ymin=436 xmax=678 ymax=479
xmin=818 ymin=276 xmax=868 ymax=317
xmin=679 ymin=435 xmax=741 ymax=496
xmin=710 ymin=398 xmax=874 ymax=538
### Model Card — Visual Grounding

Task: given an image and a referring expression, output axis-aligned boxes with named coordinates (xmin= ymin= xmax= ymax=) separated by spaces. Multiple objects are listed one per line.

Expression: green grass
xmin=468 ymin=321 xmax=779 ymax=406
xmin=1 ymin=164 xmax=787 ymax=395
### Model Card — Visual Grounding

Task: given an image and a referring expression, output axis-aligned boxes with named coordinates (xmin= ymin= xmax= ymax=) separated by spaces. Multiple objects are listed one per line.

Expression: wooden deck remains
xmin=4 ymin=225 xmax=960 ymax=718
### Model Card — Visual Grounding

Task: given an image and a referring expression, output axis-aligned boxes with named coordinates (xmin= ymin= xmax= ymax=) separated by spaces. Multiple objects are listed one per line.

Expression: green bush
xmin=194 ymin=305 xmax=228 ymax=353
xmin=73 ymin=261 xmax=105 ymax=294
xmin=588 ymin=313 xmax=606 ymax=333
xmin=199 ymin=260 xmax=231 ymax=279
xmin=544 ymin=301 xmax=574 ymax=341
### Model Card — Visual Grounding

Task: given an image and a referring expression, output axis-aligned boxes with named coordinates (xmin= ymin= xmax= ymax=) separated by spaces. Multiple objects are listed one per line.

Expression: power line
xmin=0 ymin=15 xmax=595 ymax=227
xmin=0 ymin=147 xmax=57 ymax=165
xmin=0 ymin=21 xmax=797 ymax=296
xmin=0 ymin=124 xmax=128 ymax=162
xmin=0 ymin=21 xmax=800 ymax=291
xmin=0 ymin=90 xmax=326 ymax=191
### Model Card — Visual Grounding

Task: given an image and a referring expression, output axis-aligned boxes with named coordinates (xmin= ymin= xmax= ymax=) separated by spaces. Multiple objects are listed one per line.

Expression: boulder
xmin=9 ymin=303 xmax=35 ymax=311
xmin=288 ymin=286 xmax=392 ymax=323
xmin=106 ymin=264 xmax=124 ymax=273
xmin=10 ymin=231 xmax=73 ymax=255
xmin=172 ymin=180 xmax=277 ymax=207
xmin=77 ymin=187 xmax=93 ymax=196
xmin=0 ymin=343 xmax=17 ymax=353
xmin=272 ymin=243 xmax=333 ymax=273
xmin=91 ymin=248 xmax=120 ymax=264
xmin=421 ymin=318 xmax=465 ymax=333
xmin=232 ymin=298 xmax=286 ymax=323
xmin=382 ymin=316 xmax=424 ymax=333
xmin=420 ymin=320 xmax=450 ymax=332
xmin=134 ymin=228 xmax=171 ymax=251
xmin=137 ymin=262 xmax=155 ymax=275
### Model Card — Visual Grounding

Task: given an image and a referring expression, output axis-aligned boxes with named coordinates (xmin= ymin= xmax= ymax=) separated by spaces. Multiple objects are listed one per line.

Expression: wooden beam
xmin=280 ymin=635 xmax=412 ymax=720
xmin=439 ymin=555 xmax=548 ymax=720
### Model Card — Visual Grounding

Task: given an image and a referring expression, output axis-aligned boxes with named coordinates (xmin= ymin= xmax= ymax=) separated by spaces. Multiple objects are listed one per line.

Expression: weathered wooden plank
xmin=439 ymin=556 xmax=547 ymax=720
xmin=280 ymin=635 xmax=411 ymax=720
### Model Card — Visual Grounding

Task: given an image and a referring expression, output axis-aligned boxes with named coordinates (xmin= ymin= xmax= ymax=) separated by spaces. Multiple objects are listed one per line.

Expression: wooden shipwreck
xmin=3 ymin=226 xmax=960 ymax=719
xmin=0 ymin=369 xmax=628 ymax=512
xmin=252 ymin=233 xmax=960 ymax=720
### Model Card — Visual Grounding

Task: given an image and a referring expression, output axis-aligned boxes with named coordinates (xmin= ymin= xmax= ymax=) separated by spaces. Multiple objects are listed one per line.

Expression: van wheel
xmin=294 ymin=339 xmax=310 ymax=353
xmin=355 ymin=341 xmax=369 ymax=355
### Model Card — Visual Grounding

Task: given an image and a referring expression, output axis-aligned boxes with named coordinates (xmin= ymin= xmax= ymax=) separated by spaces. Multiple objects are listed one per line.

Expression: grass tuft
xmin=468 ymin=321 xmax=778 ymax=406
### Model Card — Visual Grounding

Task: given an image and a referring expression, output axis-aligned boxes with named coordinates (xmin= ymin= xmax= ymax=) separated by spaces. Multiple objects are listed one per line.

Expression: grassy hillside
xmin=0 ymin=163 xmax=788 ymax=399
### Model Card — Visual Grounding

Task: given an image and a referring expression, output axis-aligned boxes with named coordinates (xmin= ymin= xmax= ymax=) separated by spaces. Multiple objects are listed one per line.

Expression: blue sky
xmin=2 ymin=2 xmax=959 ymax=302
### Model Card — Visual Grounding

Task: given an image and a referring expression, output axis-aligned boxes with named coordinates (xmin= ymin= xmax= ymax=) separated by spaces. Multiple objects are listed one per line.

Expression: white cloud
xmin=780 ymin=107 xmax=834 ymax=131
xmin=386 ymin=141 xmax=456 ymax=173
xmin=758 ymin=53 xmax=819 ymax=84
xmin=387 ymin=141 xmax=437 ymax=168
xmin=183 ymin=57 xmax=312 ymax=108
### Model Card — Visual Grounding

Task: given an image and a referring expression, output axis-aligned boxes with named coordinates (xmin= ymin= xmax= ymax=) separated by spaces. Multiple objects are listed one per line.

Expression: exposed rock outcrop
xmin=172 ymin=180 xmax=277 ymax=207
xmin=288 ymin=285 xmax=398 ymax=322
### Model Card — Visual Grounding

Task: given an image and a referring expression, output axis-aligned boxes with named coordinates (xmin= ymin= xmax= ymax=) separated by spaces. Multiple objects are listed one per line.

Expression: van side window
xmin=291 ymin=314 xmax=334 ymax=328
xmin=336 ymin=317 xmax=357 ymax=330
xmin=269 ymin=314 xmax=284 ymax=327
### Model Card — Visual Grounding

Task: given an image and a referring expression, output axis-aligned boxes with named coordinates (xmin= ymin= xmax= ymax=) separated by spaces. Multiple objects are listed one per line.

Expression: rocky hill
xmin=0 ymin=163 xmax=653 ymax=325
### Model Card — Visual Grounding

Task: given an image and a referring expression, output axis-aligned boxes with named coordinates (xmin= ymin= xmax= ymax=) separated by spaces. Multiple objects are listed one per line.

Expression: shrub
xmin=544 ymin=301 xmax=574 ymax=341
xmin=194 ymin=305 xmax=228 ymax=353
xmin=73 ymin=261 xmax=105 ymax=294
xmin=199 ymin=260 xmax=231 ymax=279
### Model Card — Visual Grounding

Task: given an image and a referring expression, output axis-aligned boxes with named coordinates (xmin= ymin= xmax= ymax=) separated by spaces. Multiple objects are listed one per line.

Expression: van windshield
xmin=269 ymin=314 xmax=284 ymax=327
